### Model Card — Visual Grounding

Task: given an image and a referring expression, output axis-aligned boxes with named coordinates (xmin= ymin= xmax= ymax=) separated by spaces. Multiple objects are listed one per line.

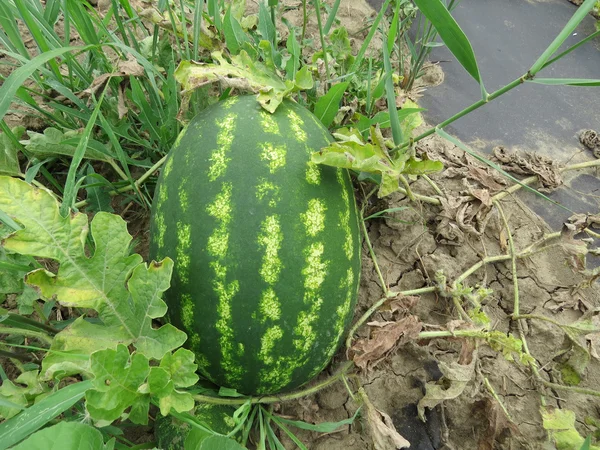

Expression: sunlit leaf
xmin=175 ymin=51 xmax=310 ymax=113
xmin=86 ymin=345 xmax=151 ymax=423
xmin=0 ymin=177 xmax=186 ymax=381
xmin=542 ymin=408 xmax=600 ymax=450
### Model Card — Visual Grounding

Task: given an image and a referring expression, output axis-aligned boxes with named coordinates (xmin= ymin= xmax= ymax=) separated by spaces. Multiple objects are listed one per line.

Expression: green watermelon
xmin=154 ymin=403 xmax=237 ymax=450
xmin=149 ymin=95 xmax=361 ymax=395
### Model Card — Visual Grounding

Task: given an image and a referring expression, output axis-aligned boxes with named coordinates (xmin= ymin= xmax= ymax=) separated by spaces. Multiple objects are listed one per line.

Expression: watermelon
xmin=149 ymin=95 xmax=361 ymax=395
xmin=154 ymin=403 xmax=237 ymax=450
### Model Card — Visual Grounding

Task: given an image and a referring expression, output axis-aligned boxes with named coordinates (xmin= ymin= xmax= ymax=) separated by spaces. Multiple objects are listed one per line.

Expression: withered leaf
xmin=352 ymin=315 xmax=422 ymax=371
xmin=492 ymin=146 xmax=563 ymax=192
xmin=467 ymin=166 xmax=507 ymax=192
xmin=82 ymin=55 xmax=145 ymax=97
xmin=476 ymin=398 xmax=520 ymax=450
xmin=417 ymin=350 xmax=478 ymax=421
xmin=384 ymin=295 xmax=420 ymax=314
xmin=359 ymin=388 xmax=410 ymax=450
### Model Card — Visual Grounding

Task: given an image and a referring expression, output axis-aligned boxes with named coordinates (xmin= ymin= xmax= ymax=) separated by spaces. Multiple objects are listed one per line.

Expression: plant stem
xmin=0 ymin=326 xmax=53 ymax=345
xmin=313 ymin=0 xmax=331 ymax=87
xmin=0 ymin=349 xmax=32 ymax=362
xmin=74 ymin=155 xmax=168 ymax=208
xmin=393 ymin=75 xmax=529 ymax=154
xmin=193 ymin=361 xmax=354 ymax=405
xmin=422 ymin=174 xmax=444 ymax=196
xmin=513 ymin=314 xmax=563 ymax=328
xmin=398 ymin=174 xmax=415 ymax=201
xmin=494 ymin=200 xmax=520 ymax=317
xmin=360 ymin=214 xmax=388 ymax=294
xmin=301 ymin=0 xmax=307 ymax=43
xmin=482 ymin=375 xmax=513 ymax=420
xmin=346 ymin=229 xmax=564 ymax=349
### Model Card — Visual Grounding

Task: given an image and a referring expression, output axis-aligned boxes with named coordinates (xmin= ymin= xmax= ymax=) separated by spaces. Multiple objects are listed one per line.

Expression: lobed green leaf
xmin=0 ymin=177 xmax=185 ymax=381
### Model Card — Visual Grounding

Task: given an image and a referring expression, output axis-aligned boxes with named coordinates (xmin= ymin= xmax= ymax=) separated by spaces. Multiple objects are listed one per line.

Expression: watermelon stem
xmin=192 ymin=361 xmax=354 ymax=405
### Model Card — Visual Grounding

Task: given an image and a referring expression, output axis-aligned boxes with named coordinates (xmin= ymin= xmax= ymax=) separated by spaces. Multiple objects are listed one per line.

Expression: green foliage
xmin=175 ymin=51 xmax=313 ymax=113
xmin=312 ymin=124 xmax=442 ymax=197
xmin=0 ymin=126 xmax=23 ymax=176
xmin=11 ymin=422 xmax=114 ymax=450
xmin=86 ymin=346 xmax=197 ymax=424
xmin=0 ymin=371 xmax=47 ymax=420
xmin=0 ymin=177 xmax=199 ymax=433
xmin=0 ymin=380 xmax=92 ymax=450
xmin=542 ymin=408 xmax=600 ymax=450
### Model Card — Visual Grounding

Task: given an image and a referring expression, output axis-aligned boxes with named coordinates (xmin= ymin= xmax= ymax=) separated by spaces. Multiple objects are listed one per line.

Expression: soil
xmin=271 ymin=129 xmax=600 ymax=450
xmin=2 ymin=0 xmax=600 ymax=449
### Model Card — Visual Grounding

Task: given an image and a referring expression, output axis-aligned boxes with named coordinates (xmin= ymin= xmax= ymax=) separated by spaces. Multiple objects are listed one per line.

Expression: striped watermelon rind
xmin=150 ymin=95 xmax=361 ymax=395
xmin=154 ymin=403 xmax=237 ymax=450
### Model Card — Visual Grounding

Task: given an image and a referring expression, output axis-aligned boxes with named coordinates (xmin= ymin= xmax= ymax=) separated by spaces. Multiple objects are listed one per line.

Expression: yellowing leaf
xmin=417 ymin=351 xmax=477 ymax=421
xmin=175 ymin=51 xmax=312 ymax=113
xmin=0 ymin=177 xmax=186 ymax=381
xmin=542 ymin=408 xmax=600 ymax=450
xmin=312 ymin=133 xmax=442 ymax=197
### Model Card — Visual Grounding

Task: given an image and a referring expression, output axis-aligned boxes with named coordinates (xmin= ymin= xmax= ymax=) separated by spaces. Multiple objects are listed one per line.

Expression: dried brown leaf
xmin=117 ymin=84 xmax=127 ymax=119
xmin=476 ymin=398 xmax=520 ymax=450
xmin=81 ymin=55 xmax=145 ymax=97
xmin=359 ymin=388 xmax=410 ymax=450
xmin=352 ymin=315 xmax=422 ymax=371
xmin=467 ymin=166 xmax=507 ymax=192
xmin=492 ymin=146 xmax=563 ymax=192
xmin=384 ymin=295 xmax=419 ymax=314
xmin=417 ymin=350 xmax=478 ymax=420
xmin=436 ymin=192 xmax=493 ymax=243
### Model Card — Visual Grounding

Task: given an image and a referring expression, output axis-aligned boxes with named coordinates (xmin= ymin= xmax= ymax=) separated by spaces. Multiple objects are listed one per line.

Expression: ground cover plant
xmin=1 ymin=0 xmax=600 ymax=448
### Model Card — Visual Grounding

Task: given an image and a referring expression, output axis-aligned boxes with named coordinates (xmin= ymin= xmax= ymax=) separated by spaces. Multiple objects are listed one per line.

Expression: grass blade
xmin=0 ymin=380 xmax=92 ymax=450
xmin=313 ymin=81 xmax=349 ymax=127
xmin=435 ymin=128 xmax=571 ymax=212
xmin=529 ymin=0 xmax=597 ymax=75
xmin=193 ymin=0 xmax=205 ymax=60
xmin=350 ymin=0 xmax=392 ymax=74
xmin=323 ymin=0 xmax=341 ymax=35
xmin=541 ymin=29 xmax=600 ymax=70
xmin=60 ymin=88 xmax=107 ymax=216
xmin=382 ymin=37 xmax=403 ymax=145
xmin=528 ymin=78 xmax=600 ymax=86
xmin=413 ymin=0 xmax=484 ymax=91
xmin=272 ymin=407 xmax=361 ymax=432
xmin=0 ymin=45 xmax=89 ymax=124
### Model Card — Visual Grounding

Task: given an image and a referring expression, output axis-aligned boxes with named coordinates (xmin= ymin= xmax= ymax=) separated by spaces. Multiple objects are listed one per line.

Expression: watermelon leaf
xmin=312 ymin=128 xmax=442 ymax=197
xmin=0 ymin=176 xmax=186 ymax=381
xmin=175 ymin=51 xmax=312 ymax=113
xmin=87 ymin=345 xmax=197 ymax=424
